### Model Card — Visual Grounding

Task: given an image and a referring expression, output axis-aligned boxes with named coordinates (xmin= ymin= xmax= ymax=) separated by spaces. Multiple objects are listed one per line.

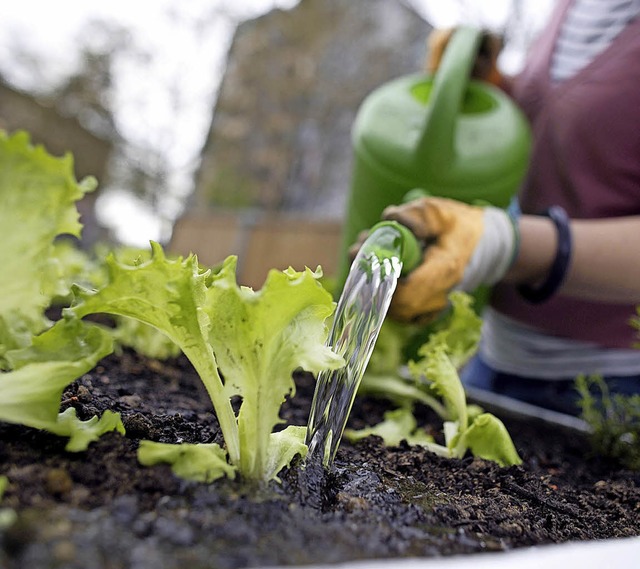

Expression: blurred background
xmin=0 ymin=0 xmax=554 ymax=287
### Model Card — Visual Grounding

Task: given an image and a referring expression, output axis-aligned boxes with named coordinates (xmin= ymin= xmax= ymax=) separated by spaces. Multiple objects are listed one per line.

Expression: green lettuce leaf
xmin=344 ymin=407 xmax=435 ymax=447
xmin=90 ymin=246 xmax=182 ymax=360
xmin=138 ymin=441 xmax=235 ymax=483
xmin=5 ymin=317 xmax=111 ymax=369
xmin=263 ymin=426 xmax=309 ymax=482
xmin=0 ymin=130 xmax=96 ymax=361
xmin=417 ymin=291 xmax=482 ymax=370
xmin=68 ymin=244 xmax=343 ymax=481
xmin=0 ymin=318 xmax=118 ymax=448
xmin=455 ymin=413 xmax=523 ymax=467
xmin=50 ymin=408 xmax=125 ymax=452
xmin=412 ymin=341 xmax=468 ymax=429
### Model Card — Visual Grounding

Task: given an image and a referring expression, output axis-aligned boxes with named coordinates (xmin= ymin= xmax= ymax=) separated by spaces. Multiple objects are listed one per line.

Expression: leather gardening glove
xmin=382 ymin=197 xmax=518 ymax=323
xmin=425 ymin=28 xmax=504 ymax=88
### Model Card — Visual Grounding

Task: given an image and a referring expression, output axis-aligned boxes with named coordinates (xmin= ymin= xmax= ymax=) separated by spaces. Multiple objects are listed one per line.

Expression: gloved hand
xmin=382 ymin=197 xmax=518 ymax=323
xmin=425 ymin=28 xmax=504 ymax=88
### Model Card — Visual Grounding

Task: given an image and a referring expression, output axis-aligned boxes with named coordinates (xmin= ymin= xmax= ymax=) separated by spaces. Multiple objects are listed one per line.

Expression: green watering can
xmin=336 ymin=26 xmax=531 ymax=290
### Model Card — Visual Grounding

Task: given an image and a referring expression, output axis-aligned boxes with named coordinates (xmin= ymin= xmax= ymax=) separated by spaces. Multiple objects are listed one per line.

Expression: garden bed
xmin=1 ymin=349 xmax=638 ymax=569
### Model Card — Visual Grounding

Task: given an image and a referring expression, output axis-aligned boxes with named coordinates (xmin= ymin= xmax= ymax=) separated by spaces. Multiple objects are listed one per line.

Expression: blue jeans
xmin=460 ymin=355 xmax=640 ymax=416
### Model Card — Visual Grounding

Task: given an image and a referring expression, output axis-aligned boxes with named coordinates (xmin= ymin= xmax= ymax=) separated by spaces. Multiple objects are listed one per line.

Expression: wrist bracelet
xmin=517 ymin=206 xmax=572 ymax=304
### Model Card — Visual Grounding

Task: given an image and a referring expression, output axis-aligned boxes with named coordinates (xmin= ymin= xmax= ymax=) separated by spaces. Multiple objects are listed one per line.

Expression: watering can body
xmin=336 ymin=27 xmax=531 ymax=289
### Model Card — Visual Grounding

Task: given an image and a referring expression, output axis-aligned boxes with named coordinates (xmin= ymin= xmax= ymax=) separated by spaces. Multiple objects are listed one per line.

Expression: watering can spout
xmin=367 ymin=220 xmax=422 ymax=276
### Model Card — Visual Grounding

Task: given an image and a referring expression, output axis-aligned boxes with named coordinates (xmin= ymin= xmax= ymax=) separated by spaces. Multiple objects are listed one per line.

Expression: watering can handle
xmin=415 ymin=27 xmax=483 ymax=171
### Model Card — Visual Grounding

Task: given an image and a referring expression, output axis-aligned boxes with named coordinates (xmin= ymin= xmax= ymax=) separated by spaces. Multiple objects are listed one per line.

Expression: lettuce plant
xmin=0 ymin=131 xmax=96 ymax=363
xmin=66 ymin=246 xmax=345 ymax=482
xmin=348 ymin=292 xmax=522 ymax=467
xmin=0 ymin=130 xmax=124 ymax=450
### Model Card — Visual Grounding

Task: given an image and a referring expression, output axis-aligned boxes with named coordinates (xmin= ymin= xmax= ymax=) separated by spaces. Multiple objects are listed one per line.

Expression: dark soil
xmin=1 ymin=350 xmax=638 ymax=569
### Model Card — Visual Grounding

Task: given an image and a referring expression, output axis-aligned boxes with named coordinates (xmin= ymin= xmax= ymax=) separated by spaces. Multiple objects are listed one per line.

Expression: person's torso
xmin=492 ymin=0 xmax=640 ymax=348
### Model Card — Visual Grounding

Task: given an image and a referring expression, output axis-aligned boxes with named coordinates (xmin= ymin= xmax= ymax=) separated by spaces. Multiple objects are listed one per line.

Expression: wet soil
xmin=1 ymin=350 xmax=638 ymax=569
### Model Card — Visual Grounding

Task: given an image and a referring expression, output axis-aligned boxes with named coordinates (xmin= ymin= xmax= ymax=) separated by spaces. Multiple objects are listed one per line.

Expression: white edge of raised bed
xmin=264 ymin=536 xmax=640 ymax=569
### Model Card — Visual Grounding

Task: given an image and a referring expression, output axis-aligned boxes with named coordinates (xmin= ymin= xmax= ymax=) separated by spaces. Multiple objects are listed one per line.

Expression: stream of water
xmin=305 ymin=225 xmax=406 ymax=467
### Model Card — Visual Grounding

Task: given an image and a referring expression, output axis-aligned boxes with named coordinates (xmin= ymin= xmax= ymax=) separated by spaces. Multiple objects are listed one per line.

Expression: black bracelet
xmin=517 ymin=206 xmax=572 ymax=304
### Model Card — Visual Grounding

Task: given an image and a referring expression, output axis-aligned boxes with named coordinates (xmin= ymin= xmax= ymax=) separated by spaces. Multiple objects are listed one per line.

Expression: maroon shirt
xmin=491 ymin=0 xmax=640 ymax=349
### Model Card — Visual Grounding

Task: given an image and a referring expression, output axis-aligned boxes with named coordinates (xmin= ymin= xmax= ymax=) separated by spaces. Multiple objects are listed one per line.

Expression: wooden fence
xmin=169 ymin=211 xmax=343 ymax=289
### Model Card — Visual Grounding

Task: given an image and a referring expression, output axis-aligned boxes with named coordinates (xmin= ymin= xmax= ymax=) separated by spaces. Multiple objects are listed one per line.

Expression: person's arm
xmin=506 ymin=215 xmax=640 ymax=303
xmin=379 ymin=197 xmax=640 ymax=322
